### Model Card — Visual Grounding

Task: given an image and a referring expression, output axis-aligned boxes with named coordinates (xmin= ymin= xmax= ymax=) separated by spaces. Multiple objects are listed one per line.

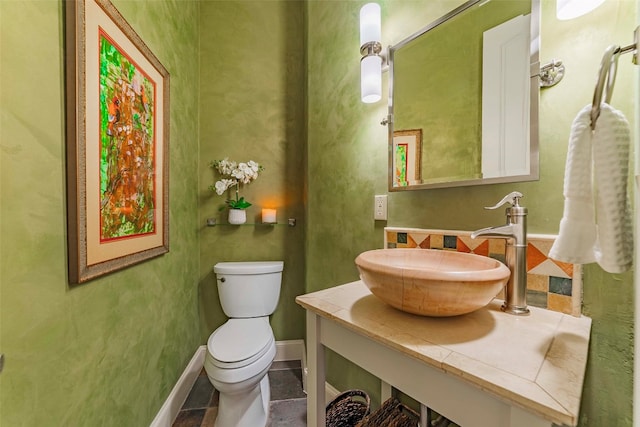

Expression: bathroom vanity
xmin=296 ymin=281 xmax=591 ymax=427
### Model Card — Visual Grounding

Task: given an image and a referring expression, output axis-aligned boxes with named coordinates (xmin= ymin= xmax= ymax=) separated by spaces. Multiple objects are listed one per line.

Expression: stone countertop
xmin=296 ymin=281 xmax=592 ymax=427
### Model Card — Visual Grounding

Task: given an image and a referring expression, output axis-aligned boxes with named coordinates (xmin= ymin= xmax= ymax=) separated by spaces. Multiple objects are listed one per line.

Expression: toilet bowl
xmin=204 ymin=261 xmax=284 ymax=427
xmin=205 ymin=318 xmax=276 ymax=427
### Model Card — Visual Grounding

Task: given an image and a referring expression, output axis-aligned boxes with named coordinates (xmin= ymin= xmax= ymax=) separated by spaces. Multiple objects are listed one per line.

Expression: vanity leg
xmin=306 ymin=311 xmax=325 ymax=427
xmin=420 ymin=404 xmax=429 ymax=427
xmin=381 ymin=380 xmax=392 ymax=402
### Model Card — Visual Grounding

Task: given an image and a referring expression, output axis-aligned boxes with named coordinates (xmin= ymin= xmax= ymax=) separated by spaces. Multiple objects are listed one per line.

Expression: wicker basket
xmin=326 ymin=389 xmax=371 ymax=427
xmin=356 ymin=398 xmax=419 ymax=427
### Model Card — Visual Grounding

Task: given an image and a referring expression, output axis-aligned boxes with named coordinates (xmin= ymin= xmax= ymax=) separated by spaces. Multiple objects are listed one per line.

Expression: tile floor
xmin=171 ymin=360 xmax=307 ymax=427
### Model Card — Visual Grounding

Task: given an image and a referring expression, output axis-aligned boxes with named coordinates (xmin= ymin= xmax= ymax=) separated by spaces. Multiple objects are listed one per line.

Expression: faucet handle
xmin=484 ymin=191 xmax=523 ymax=210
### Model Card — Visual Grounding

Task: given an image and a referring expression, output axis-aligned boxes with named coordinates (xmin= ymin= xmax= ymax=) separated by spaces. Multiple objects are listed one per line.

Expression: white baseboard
xmin=275 ymin=339 xmax=305 ymax=362
xmin=150 ymin=340 xmax=309 ymax=427
xmin=325 ymin=382 xmax=341 ymax=404
xmin=149 ymin=346 xmax=207 ymax=427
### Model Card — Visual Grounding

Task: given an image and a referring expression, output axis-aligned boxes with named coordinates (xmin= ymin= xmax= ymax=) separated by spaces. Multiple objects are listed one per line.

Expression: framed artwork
xmin=66 ymin=0 xmax=170 ymax=284
xmin=392 ymin=129 xmax=422 ymax=187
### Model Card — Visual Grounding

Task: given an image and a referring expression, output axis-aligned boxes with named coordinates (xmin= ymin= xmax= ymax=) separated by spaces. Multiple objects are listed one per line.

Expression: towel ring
xmin=591 ymin=45 xmax=621 ymax=130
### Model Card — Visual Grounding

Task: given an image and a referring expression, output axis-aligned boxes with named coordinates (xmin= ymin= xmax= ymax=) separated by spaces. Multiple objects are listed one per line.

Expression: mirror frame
xmin=387 ymin=0 xmax=540 ymax=191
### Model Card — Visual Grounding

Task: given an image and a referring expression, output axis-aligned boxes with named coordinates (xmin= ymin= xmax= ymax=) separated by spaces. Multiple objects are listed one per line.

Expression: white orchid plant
xmin=209 ymin=158 xmax=264 ymax=210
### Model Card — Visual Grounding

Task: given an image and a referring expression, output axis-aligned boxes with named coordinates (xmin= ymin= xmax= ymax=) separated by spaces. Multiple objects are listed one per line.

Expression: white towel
xmin=549 ymin=103 xmax=632 ymax=274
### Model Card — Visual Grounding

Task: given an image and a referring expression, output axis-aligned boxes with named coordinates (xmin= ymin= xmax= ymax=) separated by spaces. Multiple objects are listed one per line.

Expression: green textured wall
xmin=0 ymin=1 xmax=201 ymax=426
xmin=543 ymin=3 xmax=636 ymax=424
xmin=1 ymin=0 xmax=635 ymax=425
xmin=307 ymin=0 xmax=636 ymax=424
xmin=197 ymin=1 xmax=306 ymax=342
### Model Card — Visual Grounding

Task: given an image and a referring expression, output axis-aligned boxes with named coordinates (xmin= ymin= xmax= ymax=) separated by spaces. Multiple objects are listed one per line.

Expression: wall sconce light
xmin=556 ymin=0 xmax=606 ymax=20
xmin=262 ymin=208 xmax=277 ymax=224
xmin=360 ymin=3 xmax=382 ymax=103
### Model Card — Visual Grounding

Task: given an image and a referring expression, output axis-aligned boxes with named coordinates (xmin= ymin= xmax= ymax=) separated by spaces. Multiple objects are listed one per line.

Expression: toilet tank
xmin=213 ymin=261 xmax=284 ymax=318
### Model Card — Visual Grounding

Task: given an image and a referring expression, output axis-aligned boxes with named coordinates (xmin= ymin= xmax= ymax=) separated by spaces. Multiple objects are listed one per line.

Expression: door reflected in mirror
xmin=388 ymin=0 xmax=539 ymax=191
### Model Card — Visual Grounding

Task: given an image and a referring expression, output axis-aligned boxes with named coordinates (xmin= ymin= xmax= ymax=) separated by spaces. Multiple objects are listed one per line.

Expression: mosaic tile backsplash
xmin=384 ymin=227 xmax=582 ymax=316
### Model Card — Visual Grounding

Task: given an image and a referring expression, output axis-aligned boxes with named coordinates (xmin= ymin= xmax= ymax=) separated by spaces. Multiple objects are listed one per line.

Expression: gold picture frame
xmin=65 ymin=0 xmax=170 ymax=284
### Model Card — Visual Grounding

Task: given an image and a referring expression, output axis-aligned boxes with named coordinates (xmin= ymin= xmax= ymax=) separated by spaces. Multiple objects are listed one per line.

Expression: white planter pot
xmin=228 ymin=208 xmax=247 ymax=225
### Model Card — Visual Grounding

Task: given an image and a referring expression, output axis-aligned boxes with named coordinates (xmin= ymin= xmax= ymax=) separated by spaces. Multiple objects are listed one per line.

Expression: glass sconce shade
xmin=361 ymin=55 xmax=382 ymax=103
xmin=360 ymin=3 xmax=381 ymax=46
xmin=359 ymin=2 xmax=382 ymax=103
xmin=556 ymin=0 xmax=606 ymax=20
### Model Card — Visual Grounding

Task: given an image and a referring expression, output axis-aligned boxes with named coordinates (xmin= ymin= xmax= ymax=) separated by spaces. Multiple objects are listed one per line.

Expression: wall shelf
xmin=206 ymin=218 xmax=296 ymax=227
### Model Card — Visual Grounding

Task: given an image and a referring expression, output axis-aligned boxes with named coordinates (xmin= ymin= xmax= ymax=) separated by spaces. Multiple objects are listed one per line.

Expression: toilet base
xmin=214 ymin=373 xmax=271 ymax=427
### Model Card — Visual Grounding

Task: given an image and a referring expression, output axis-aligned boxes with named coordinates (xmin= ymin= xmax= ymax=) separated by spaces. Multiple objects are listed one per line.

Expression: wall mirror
xmin=387 ymin=0 xmax=540 ymax=191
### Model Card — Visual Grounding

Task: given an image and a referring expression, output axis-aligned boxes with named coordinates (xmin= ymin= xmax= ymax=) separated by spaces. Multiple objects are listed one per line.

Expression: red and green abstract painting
xmin=98 ymin=30 xmax=156 ymax=241
xmin=395 ymin=143 xmax=408 ymax=187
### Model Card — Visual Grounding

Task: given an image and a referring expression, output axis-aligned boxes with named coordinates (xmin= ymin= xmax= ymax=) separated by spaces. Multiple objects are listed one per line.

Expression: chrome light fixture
xmin=556 ymin=0 xmax=607 ymax=20
xmin=360 ymin=3 xmax=382 ymax=103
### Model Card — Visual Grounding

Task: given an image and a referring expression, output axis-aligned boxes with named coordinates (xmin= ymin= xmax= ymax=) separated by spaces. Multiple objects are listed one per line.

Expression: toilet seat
xmin=205 ymin=317 xmax=276 ymax=385
xmin=208 ymin=318 xmax=274 ymax=369
xmin=205 ymin=341 xmax=275 ymax=386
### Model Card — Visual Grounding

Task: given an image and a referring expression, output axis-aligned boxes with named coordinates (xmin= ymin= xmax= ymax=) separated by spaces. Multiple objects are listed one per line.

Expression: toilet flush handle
xmin=219 ymin=277 xmax=226 ymax=282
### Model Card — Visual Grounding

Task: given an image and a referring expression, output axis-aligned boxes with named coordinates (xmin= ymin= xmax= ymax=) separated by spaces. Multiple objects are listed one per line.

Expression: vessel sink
xmin=355 ymin=249 xmax=510 ymax=317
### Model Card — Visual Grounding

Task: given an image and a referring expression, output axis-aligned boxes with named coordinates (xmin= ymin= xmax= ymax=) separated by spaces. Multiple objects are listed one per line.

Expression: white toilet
xmin=204 ymin=261 xmax=284 ymax=427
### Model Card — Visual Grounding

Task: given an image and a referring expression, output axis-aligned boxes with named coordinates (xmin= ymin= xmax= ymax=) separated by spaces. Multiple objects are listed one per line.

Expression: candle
xmin=262 ymin=208 xmax=277 ymax=224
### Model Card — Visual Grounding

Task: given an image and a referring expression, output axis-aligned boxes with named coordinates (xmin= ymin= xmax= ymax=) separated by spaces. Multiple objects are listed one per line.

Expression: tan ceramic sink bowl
xmin=355 ymin=249 xmax=510 ymax=317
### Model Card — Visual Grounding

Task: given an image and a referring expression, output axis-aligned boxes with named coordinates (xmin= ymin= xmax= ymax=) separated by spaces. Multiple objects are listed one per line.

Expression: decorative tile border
xmin=384 ymin=227 xmax=582 ymax=316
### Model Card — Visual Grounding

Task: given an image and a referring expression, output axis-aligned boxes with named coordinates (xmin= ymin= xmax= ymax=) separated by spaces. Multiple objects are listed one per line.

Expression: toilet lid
xmin=208 ymin=318 xmax=273 ymax=363
xmin=213 ymin=261 xmax=283 ymax=275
